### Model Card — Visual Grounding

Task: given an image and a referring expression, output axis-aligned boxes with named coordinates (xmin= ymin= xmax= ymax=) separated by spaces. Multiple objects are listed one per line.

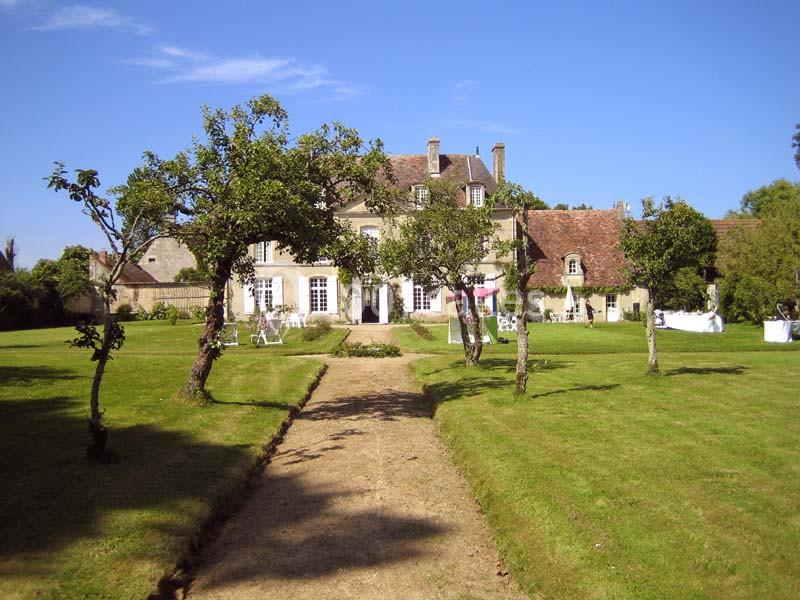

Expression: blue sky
xmin=1 ymin=0 xmax=798 ymax=268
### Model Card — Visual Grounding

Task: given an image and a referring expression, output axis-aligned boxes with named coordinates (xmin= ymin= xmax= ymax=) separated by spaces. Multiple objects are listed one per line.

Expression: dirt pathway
xmin=189 ymin=325 xmax=523 ymax=600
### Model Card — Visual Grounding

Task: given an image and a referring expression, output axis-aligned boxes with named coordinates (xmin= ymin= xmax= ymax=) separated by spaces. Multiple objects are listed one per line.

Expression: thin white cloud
xmin=454 ymin=79 xmax=478 ymax=90
xmin=453 ymin=79 xmax=479 ymax=102
xmin=126 ymin=44 xmax=363 ymax=99
xmin=0 ymin=0 xmax=22 ymax=9
xmin=31 ymin=5 xmax=151 ymax=35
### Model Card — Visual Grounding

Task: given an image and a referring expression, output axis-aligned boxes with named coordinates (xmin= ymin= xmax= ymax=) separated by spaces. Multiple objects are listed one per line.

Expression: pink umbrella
xmin=445 ymin=288 xmax=499 ymax=303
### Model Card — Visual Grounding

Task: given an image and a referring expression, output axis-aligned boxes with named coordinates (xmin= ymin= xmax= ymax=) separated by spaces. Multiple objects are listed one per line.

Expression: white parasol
xmin=564 ymin=284 xmax=576 ymax=314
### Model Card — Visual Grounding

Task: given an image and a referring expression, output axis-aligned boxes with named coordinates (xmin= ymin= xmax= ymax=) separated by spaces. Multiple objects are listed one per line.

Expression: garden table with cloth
xmin=661 ymin=311 xmax=724 ymax=333
xmin=763 ymin=320 xmax=795 ymax=343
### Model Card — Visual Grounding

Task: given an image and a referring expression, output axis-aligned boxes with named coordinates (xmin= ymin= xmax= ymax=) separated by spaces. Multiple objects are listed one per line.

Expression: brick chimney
xmin=492 ymin=143 xmax=505 ymax=183
xmin=427 ymin=137 xmax=440 ymax=177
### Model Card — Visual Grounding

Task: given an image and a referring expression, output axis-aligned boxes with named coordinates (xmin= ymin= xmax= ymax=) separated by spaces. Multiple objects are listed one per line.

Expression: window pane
xmin=310 ymin=277 xmax=327 ymax=312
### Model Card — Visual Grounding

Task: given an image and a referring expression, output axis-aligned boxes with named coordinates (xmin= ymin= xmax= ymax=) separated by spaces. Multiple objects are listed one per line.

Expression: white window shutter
xmin=429 ymin=287 xmax=442 ymax=312
xmin=244 ymin=284 xmax=255 ymax=315
xmin=298 ymin=276 xmax=310 ymax=314
xmin=326 ymin=275 xmax=338 ymax=314
xmin=402 ymin=278 xmax=414 ymax=312
xmin=273 ymin=276 xmax=283 ymax=307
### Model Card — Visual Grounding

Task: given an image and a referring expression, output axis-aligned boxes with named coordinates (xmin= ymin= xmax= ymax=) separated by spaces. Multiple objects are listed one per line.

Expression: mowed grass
xmin=0 ymin=321 xmax=330 ymax=599
xmin=409 ymin=323 xmax=800 ymax=599
xmin=393 ymin=320 xmax=795 ymax=355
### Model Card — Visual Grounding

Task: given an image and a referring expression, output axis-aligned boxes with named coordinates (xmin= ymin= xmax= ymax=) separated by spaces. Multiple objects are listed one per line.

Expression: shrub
xmin=544 ymin=308 xmax=553 ymax=321
xmin=116 ymin=303 xmax=133 ymax=321
xmin=410 ymin=320 xmax=434 ymax=340
xmin=389 ymin=288 xmax=406 ymax=323
xmin=166 ymin=305 xmax=179 ymax=326
xmin=332 ymin=341 xmax=401 ymax=358
xmin=623 ymin=309 xmax=643 ymax=322
xmin=150 ymin=301 xmax=168 ymax=320
xmin=301 ymin=320 xmax=332 ymax=341
xmin=189 ymin=305 xmax=206 ymax=321
xmin=135 ymin=306 xmax=149 ymax=321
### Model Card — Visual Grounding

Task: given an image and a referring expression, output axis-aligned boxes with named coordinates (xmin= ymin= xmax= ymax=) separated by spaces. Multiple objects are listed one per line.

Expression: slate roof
xmin=526 ymin=209 xmax=626 ymax=288
xmin=388 ymin=154 xmax=497 ymax=204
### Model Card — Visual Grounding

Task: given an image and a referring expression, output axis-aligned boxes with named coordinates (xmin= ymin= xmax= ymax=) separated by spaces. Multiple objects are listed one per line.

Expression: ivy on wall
xmin=533 ymin=285 xmax=634 ymax=296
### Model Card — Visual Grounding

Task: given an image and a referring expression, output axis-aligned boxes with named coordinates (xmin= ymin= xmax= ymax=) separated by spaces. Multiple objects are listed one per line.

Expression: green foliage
xmin=174 ymin=267 xmax=210 ymax=282
xmin=620 ymin=197 xmax=717 ymax=294
xmin=116 ymin=303 xmax=133 ymax=321
xmin=301 ymin=320 xmax=332 ymax=341
xmin=135 ymin=306 xmax=149 ymax=321
xmin=654 ymin=267 xmax=708 ymax=311
xmin=535 ymin=284 xmax=633 ymax=296
xmin=189 ymin=305 xmax=206 ymax=321
xmin=733 ymin=179 xmax=800 ymax=218
xmin=410 ymin=320 xmax=434 ymax=340
xmin=56 ymin=245 xmax=93 ymax=300
xmin=332 ymin=341 xmax=401 ymax=358
xmin=149 ymin=301 xmax=168 ymax=320
xmin=717 ymin=200 xmax=800 ymax=323
xmin=389 ymin=285 xmax=406 ymax=323
xmin=553 ymin=202 xmax=569 ymax=210
xmin=67 ymin=319 xmax=125 ymax=361
xmin=380 ymin=178 xmax=498 ymax=294
xmin=166 ymin=305 xmax=179 ymax=326
xmin=571 ymin=202 xmax=593 ymax=210
xmin=623 ymin=308 xmax=643 ymax=322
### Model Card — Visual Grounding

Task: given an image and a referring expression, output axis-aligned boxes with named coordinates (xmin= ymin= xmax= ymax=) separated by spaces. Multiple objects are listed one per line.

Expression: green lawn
xmin=393 ymin=320 xmax=795 ymax=355
xmin=409 ymin=323 xmax=800 ymax=599
xmin=0 ymin=320 xmax=332 ymax=599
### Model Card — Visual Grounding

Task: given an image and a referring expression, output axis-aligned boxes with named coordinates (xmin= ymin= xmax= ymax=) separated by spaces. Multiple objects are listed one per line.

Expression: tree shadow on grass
xmin=529 ymin=384 xmax=620 ymax=399
xmin=0 ymin=395 xmax=260 ymax=586
xmin=665 ymin=366 xmax=747 ymax=376
xmin=0 ymin=365 xmax=82 ymax=385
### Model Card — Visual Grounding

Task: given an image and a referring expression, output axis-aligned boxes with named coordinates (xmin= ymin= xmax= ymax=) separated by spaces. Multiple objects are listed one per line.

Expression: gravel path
xmin=188 ymin=325 xmax=523 ymax=600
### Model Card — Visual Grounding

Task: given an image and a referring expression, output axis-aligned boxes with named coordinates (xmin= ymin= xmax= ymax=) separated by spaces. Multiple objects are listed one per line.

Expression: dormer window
xmin=568 ymin=258 xmax=578 ymax=274
xmin=255 ymin=241 xmax=274 ymax=264
xmin=468 ymin=184 xmax=485 ymax=207
xmin=413 ymin=185 xmax=428 ymax=208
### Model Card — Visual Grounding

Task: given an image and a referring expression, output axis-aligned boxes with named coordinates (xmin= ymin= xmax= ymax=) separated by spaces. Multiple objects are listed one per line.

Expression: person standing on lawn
xmin=585 ymin=300 xmax=597 ymax=328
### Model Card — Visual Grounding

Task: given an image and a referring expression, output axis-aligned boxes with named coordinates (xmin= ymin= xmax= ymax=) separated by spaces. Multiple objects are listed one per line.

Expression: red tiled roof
xmin=526 ymin=209 xmax=626 ymax=287
xmin=710 ymin=218 xmax=760 ymax=237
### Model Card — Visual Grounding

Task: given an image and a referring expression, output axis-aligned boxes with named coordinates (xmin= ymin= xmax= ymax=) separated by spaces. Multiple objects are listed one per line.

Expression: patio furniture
xmin=498 ymin=312 xmax=517 ymax=333
xmin=250 ymin=318 xmax=284 ymax=345
xmin=285 ymin=313 xmax=306 ymax=328
xmin=219 ymin=322 xmax=239 ymax=346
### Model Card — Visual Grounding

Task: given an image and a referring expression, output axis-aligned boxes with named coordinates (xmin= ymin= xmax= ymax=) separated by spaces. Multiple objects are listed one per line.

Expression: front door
xmin=362 ymin=286 xmax=379 ymax=323
xmin=606 ymin=293 xmax=619 ymax=322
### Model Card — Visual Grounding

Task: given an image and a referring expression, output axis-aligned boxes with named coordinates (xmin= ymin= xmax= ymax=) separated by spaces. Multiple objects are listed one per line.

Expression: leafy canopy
xmin=620 ymin=197 xmax=717 ymax=292
xmin=380 ymin=178 xmax=499 ymax=293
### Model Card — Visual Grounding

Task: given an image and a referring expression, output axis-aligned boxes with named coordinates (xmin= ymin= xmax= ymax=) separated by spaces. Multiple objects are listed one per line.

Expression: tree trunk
xmin=87 ymin=310 xmax=113 ymax=459
xmin=645 ymin=290 xmax=659 ymax=375
xmin=463 ymin=287 xmax=483 ymax=366
xmin=184 ymin=267 xmax=229 ymax=397
xmin=514 ymin=290 xmax=530 ymax=395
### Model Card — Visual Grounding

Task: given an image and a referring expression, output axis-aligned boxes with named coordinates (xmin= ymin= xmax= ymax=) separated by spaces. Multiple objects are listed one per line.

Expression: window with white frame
xmin=413 ymin=284 xmax=431 ymax=311
xmin=466 ymin=274 xmax=487 ymax=312
xmin=413 ymin=185 xmax=428 ymax=208
xmin=468 ymin=184 xmax=485 ymax=207
xmin=360 ymin=225 xmax=379 ymax=240
xmin=568 ymin=258 xmax=579 ymax=274
xmin=255 ymin=278 xmax=273 ymax=311
xmin=255 ymin=241 xmax=274 ymax=264
xmin=310 ymin=277 xmax=328 ymax=313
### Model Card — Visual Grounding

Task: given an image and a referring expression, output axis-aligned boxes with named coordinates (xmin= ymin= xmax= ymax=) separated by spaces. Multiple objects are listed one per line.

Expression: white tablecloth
xmin=764 ymin=320 xmax=793 ymax=343
xmin=662 ymin=311 xmax=724 ymax=333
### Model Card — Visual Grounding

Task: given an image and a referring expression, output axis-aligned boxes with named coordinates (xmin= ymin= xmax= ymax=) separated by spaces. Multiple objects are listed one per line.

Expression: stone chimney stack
xmin=427 ymin=137 xmax=440 ymax=177
xmin=492 ymin=143 xmax=505 ymax=183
